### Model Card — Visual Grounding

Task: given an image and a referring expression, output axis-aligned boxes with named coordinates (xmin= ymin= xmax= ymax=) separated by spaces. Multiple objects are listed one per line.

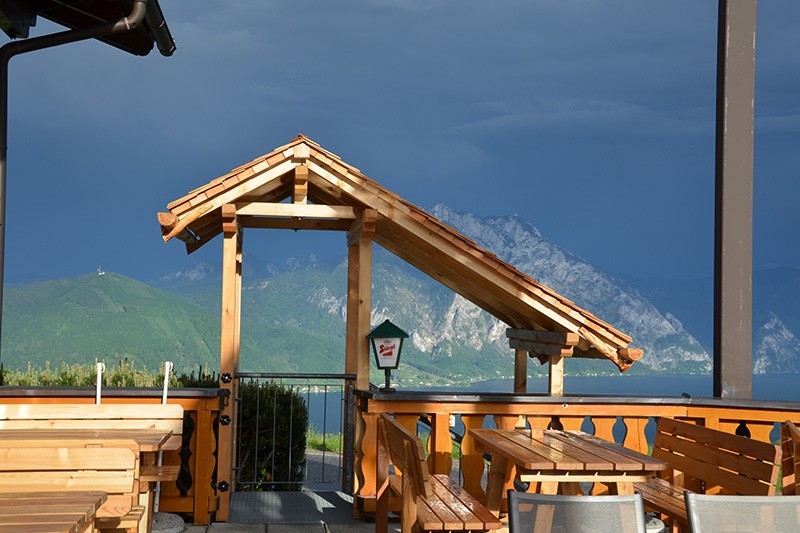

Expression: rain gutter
xmin=0 ymin=0 xmax=164 ymax=359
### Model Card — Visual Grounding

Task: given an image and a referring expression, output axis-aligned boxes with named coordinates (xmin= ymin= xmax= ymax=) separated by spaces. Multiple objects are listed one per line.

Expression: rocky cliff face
xmin=411 ymin=205 xmax=710 ymax=373
xmin=295 ymin=204 xmax=711 ymax=376
xmin=755 ymin=313 xmax=800 ymax=373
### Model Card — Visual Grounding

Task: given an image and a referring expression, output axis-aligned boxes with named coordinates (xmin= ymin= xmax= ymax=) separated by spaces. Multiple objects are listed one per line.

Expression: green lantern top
xmin=367 ymin=319 xmax=409 ymax=339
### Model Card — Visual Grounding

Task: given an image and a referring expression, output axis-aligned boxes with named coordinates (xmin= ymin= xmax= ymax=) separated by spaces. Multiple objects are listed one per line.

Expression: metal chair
xmin=684 ymin=491 xmax=800 ymax=532
xmin=506 ymin=490 xmax=647 ymax=533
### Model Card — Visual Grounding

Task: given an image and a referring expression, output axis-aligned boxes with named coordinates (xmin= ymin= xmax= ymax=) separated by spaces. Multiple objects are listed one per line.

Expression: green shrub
xmin=237 ymin=379 xmax=308 ymax=491
xmin=0 ymin=360 xmax=218 ymax=388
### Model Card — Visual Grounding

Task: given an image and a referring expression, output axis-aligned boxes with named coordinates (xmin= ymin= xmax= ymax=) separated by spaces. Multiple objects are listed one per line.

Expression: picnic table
xmin=469 ymin=428 xmax=669 ymax=514
xmin=0 ymin=490 xmax=107 ymax=533
xmin=0 ymin=428 xmax=174 ymax=533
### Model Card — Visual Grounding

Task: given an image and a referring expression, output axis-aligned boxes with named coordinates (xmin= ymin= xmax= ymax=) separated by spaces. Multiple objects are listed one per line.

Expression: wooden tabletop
xmin=471 ymin=428 xmax=669 ymax=504
xmin=0 ymin=490 xmax=107 ymax=533
xmin=470 ymin=428 xmax=668 ymax=473
xmin=0 ymin=428 xmax=172 ymax=452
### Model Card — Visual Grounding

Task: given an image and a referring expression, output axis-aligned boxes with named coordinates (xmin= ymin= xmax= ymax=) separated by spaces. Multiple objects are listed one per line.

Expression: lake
xmin=453 ymin=373 xmax=800 ymax=401
xmin=305 ymin=373 xmax=800 ymax=433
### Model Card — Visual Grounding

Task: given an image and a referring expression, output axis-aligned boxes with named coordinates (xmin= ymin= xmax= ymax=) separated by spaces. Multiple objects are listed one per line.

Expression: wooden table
xmin=0 ymin=491 xmax=107 ymax=533
xmin=470 ymin=428 xmax=669 ymax=513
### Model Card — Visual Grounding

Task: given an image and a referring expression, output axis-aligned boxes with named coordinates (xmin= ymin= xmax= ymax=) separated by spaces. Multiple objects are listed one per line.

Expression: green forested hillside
xmin=1 ymin=273 xmax=219 ymax=372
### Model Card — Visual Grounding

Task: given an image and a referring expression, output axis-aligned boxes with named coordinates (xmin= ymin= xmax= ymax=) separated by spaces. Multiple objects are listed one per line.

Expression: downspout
xmin=0 ymin=0 xmax=149 ymax=361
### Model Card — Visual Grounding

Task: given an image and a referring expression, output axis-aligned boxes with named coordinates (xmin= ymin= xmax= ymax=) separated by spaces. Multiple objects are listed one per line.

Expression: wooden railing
xmin=354 ymin=390 xmax=800 ymax=512
xmin=0 ymin=387 xmax=225 ymax=525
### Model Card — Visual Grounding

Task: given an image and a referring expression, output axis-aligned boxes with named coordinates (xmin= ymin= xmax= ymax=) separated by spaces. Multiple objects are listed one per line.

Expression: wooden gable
xmin=158 ymin=135 xmax=642 ymax=371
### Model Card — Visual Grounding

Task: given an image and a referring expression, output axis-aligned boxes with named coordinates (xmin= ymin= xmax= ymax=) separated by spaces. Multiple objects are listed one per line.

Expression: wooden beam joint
xmin=221 ymin=204 xmax=238 ymax=236
xmin=348 ymin=209 xmax=378 ymax=247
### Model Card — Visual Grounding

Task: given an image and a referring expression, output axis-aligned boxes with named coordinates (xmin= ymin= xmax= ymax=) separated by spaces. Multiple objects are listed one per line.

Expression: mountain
xmin=623 ymin=266 xmax=800 ymax=374
xmin=5 ymin=206 xmax=798 ymax=383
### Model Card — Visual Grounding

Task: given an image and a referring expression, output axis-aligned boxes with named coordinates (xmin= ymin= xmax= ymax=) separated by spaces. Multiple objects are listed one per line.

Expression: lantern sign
xmin=375 ymin=337 xmax=401 ymax=369
xmin=367 ymin=319 xmax=409 ymax=391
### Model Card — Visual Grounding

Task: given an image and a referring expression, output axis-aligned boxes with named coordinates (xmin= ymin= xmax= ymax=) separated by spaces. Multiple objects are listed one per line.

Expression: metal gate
xmin=233 ymin=372 xmax=354 ymax=492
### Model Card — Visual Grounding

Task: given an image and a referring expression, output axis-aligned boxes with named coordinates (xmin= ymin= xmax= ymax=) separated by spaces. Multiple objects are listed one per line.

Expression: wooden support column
xmin=293 ymin=164 xmax=308 ymax=204
xmin=549 ymin=356 xmax=564 ymax=396
xmin=346 ymin=209 xmax=377 ymax=389
xmin=514 ymin=348 xmax=527 ymax=393
xmin=344 ymin=209 xmax=377 ymax=508
xmin=217 ymin=203 xmax=241 ymax=521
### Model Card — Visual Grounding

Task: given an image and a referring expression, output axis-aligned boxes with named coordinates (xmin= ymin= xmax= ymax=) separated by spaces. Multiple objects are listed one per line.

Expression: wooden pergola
xmin=157 ymin=134 xmax=641 ymax=515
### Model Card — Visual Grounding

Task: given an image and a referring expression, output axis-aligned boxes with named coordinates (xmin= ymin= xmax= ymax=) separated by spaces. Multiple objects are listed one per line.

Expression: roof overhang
xmin=0 ymin=0 xmax=175 ymax=56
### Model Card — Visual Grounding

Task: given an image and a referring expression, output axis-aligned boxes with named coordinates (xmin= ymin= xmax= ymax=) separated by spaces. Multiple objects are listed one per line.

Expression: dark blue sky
xmin=2 ymin=1 xmax=798 ymax=284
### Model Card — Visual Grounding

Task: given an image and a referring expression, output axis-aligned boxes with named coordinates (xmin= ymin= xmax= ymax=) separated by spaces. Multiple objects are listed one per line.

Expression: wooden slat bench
xmin=0 ymin=490 xmax=108 ymax=533
xmin=0 ymin=437 xmax=143 ymax=532
xmin=376 ymin=413 xmax=502 ymax=533
xmin=633 ymin=417 xmax=781 ymax=532
xmin=0 ymin=403 xmax=185 ymax=532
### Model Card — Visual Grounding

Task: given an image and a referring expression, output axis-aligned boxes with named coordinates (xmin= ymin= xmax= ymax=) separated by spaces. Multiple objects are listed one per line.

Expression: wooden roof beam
xmin=163 ymin=159 xmax=296 ymax=242
xmin=240 ymin=216 xmax=352 ymax=231
xmin=234 ymin=202 xmax=358 ymax=219
xmin=507 ymin=330 xmax=580 ymax=370
xmin=158 ymin=212 xmax=199 ymax=246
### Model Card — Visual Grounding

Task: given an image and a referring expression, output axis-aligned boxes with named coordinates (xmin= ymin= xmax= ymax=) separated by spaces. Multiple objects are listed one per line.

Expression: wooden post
xmin=427 ymin=413 xmax=453 ymax=475
xmin=514 ymin=348 xmax=527 ymax=393
xmin=293 ymin=164 xmax=308 ymax=204
xmin=216 ymin=203 xmax=240 ymax=521
xmin=549 ymin=355 xmax=564 ymax=396
xmin=345 ymin=210 xmax=376 ymax=507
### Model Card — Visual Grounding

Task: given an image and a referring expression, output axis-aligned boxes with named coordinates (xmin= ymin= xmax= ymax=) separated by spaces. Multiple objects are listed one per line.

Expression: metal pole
xmin=713 ymin=0 xmax=757 ymax=399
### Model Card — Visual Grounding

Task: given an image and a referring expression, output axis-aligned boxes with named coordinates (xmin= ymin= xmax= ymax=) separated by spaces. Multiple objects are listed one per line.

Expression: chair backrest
xmin=652 ymin=417 xmax=781 ymax=495
xmin=377 ymin=412 xmax=431 ymax=501
xmin=507 ymin=490 xmax=647 ymax=533
xmin=781 ymin=420 xmax=800 ymax=495
xmin=0 ymin=438 xmax=140 ymax=518
xmin=0 ymin=403 xmax=184 ymax=449
xmin=684 ymin=492 xmax=800 ymax=532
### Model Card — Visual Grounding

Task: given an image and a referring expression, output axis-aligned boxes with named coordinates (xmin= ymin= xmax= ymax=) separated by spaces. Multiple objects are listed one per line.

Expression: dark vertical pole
xmin=713 ymin=0 xmax=757 ymax=398
xmin=0 ymin=55 xmax=9 ymax=368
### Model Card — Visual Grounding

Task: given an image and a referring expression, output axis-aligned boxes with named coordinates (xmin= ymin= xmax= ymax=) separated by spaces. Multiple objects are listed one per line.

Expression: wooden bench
xmin=0 ymin=437 xmax=143 ymax=532
xmin=0 ymin=403 xmax=185 ymax=532
xmin=781 ymin=420 xmax=800 ymax=495
xmin=376 ymin=413 xmax=502 ymax=533
xmin=633 ymin=417 xmax=781 ymax=531
xmin=0 ymin=490 xmax=108 ymax=533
